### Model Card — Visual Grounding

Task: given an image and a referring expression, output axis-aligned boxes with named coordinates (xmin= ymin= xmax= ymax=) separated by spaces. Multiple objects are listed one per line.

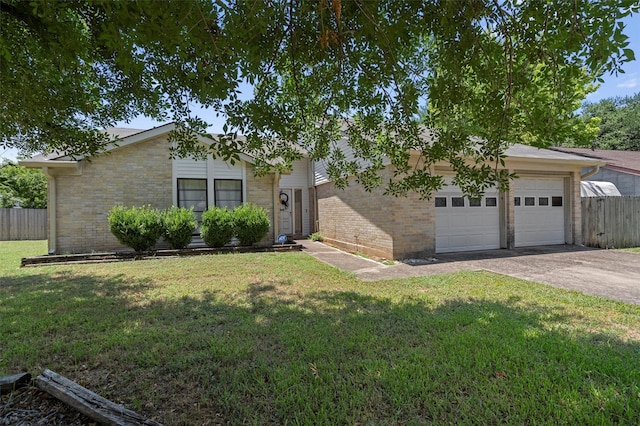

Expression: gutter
xmin=19 ymin=160 xmax=79 ymax=169
xmin=581 ymin=165 xmax=600 ymax=180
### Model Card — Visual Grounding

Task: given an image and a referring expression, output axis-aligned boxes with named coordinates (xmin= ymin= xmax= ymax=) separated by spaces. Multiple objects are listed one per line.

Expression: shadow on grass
xmin=1 ymin=272 xmax=639 ymax=425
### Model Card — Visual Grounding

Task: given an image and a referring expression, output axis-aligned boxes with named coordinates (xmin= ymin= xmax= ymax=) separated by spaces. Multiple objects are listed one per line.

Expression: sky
xmin=2 ymin=12 xmax=639 ymax=163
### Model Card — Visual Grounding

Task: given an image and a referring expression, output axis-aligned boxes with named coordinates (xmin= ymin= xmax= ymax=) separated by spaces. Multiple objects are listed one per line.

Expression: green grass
xmin=620 ymin=247 xmax=640 ymax=253
xmin=1 ymin=240 xmax=639 ymax=425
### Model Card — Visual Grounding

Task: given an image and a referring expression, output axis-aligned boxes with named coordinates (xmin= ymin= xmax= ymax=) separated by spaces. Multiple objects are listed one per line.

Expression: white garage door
xmin=435 ymin=186 xmax=500 ymax=253
xmin=514 ymin=178 xmax=565 ymax=247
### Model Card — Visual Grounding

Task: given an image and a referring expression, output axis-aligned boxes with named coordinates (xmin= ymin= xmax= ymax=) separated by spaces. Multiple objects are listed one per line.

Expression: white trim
xmin=19 ymin=160 xmax=79 ymax=169
xmin=242 ymin=162 xmax=247 ymax=204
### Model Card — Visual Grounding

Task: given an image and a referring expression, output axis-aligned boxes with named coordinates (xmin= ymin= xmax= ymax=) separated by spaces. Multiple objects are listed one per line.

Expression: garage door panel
xmin=436 ymin=186 xmax=500 ymax=253
xmin=514 ymin=178 xmax=565 ymax=247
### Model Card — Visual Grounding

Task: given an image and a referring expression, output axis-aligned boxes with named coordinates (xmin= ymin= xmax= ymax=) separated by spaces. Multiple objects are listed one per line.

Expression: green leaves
xmin=0 ymin=161 xmax=47 ymax=208
xmin=1 ymin=0 xmax=636 ymax=197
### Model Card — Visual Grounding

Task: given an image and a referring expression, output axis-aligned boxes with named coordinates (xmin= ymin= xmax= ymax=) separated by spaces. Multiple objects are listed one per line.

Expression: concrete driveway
xmin=302 ymin=241 xmax=640 ymax=305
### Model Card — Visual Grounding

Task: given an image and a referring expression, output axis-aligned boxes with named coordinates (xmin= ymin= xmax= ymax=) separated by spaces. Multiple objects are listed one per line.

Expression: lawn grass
xmin=621 ymin=247 xmax=640 ymax=253
xmin=1 ymin=240 xmax=639 ymax=425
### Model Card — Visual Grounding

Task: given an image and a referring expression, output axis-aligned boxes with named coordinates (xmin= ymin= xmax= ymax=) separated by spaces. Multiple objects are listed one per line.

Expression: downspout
xmin=581 ymin=165 xmax=600 ymax=180
xmin=42 ymin=167 xmax=56 ymax=255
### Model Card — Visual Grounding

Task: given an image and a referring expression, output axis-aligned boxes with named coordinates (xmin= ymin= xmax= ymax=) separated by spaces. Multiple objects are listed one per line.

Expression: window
xmin=485 ymin=197 xmax=497 ymax=207
xmin=215 ymin=179 xmax=242 ymax=209
xmin=178 ymin=179 xmax=207 ymax=230
xmin=552 ymin=196 xmax=563 ymax=207
xmin=452 ymin=197 xmax=465 ymax=207
xmin=435 ymin=197 xmax=447 ymax=207
xmin=514 ymin=197 xmax=521 ymax=206
xmin=538 ymin=197 xmax=549 ymax=206
xmin=525 ymin=197 xmax=535 ymax=206
xmin=469 ymin=198 xmax=481 ymax=207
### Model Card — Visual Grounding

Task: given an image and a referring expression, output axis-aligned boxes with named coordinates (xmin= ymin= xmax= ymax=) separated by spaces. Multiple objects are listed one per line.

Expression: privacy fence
xmin=0 ymin=208 xmax=47 ymax=241
xmin=582 ymin=197 xmax=640 ymax=248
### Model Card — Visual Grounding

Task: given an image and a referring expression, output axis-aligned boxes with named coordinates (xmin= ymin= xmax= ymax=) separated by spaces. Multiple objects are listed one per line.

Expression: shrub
xmin=309 ymin=232 xmax=324 ymax=242
xmin=233 ymin=203 xmax=270 ymax=246
xmin=108 ymin=205 xmax=163 ymax=252
xmin=200 ymin=207 xmax=235 ymax=248
xmin=162 ymin=206 xmax=197 ymax=249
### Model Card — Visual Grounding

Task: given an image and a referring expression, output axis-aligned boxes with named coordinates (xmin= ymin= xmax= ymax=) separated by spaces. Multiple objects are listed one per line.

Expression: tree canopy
xmin=1 ymin=0 xmax=637 ymax=197
xmin=0 ymin=160 xmax=47 ymax=208
xmin=569 ymin=92 xmax=640 ymax=151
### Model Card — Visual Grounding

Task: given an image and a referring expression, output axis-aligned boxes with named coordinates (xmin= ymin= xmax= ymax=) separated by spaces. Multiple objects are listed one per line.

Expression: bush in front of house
xmin=108 ymin=205 xmax=164 ymax=252
xmin=200 ymin=206 xmax=235 ymax=248
xmin=162 ymin=206 xmax=197 ymax=249
xmin=233 ymin=203 xmax=270 ymax=246
xmin=309 ymin=232 xmax=324 ymax=242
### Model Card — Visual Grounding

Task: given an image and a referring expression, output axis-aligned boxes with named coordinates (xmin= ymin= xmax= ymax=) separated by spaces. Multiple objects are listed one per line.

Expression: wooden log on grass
xmin=0 ymin=372 xmax=31 ymax=394
xmin=36 ymin=369 xmax=162 ymax=426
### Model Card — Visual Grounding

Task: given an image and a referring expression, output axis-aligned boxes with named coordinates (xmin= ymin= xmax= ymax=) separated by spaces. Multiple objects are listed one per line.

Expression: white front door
xmin=279 ymin=188 xmax=293 ymax=235
xmin=435 ymin=185 xmax=501 ymax=253
xmin=514 ymin=178 xmax=566 ymax=246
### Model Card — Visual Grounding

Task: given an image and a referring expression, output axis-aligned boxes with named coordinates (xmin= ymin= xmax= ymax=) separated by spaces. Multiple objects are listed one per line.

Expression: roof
xmin=104 ymin=127 xmax=146 ymax=139
xmin=552 ymin=147 xmax=640 ymax=176
xmin=504 ymin=144 xmax=603 ymax=164
xmin=20 ymin=123 xmax=259 ymax=167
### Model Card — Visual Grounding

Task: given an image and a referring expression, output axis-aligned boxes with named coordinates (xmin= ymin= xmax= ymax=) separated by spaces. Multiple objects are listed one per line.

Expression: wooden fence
xmin=0 ymin=208 xmax=47 ymax=241
xmin=582 ymin=197 xmax=640 ymax=248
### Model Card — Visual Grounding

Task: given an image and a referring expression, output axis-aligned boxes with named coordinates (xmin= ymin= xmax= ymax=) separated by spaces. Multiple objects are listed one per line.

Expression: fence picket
xmin=0 ymin=208 xmax=47 ymax=241
xmin=581 ymin=197 xmax=640 ymax=248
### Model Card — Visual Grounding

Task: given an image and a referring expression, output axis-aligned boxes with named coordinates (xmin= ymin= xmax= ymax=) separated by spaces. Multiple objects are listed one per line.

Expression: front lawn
xmin=1 ymin=241 xmax=639 ymax=425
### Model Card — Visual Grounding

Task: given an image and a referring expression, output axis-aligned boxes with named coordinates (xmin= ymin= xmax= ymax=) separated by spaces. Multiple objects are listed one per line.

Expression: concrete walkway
xmin=300 ymin=240 xmax=640 ymax=305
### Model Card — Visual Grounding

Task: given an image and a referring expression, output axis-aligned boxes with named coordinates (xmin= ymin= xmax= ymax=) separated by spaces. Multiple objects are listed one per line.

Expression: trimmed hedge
xmin=200 ymin=207 xmax=235 ymax=248
xmin=233 ymin=203 xmax=270 ymax=246
xmin=162 ymin=206 xmax=197 ymax=249
xmin=108 ymin=205 xmax=163 ymax=252
xmin=108 ymin=203 xmax=272 ymax=251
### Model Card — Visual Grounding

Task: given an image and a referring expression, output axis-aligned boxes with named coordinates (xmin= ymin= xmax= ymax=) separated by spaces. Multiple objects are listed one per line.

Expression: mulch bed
xmin=1 ymin=386 xmax=97 ymax=426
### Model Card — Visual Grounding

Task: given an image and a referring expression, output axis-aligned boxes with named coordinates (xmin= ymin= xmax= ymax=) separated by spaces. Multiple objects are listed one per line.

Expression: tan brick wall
xmin=245 ymin=166 xmax=276 ymax=245
xmin=570 ymin=170 xmax=582 ymax=244
xmin=316 ymin=167 xmax=435 ymax=260
xmin=54 ymin=137 xmax=172 ymax=253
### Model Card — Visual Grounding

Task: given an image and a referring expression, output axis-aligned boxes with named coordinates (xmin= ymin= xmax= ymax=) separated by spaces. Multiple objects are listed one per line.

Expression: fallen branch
xmin=35 ymin=369 xmax=162 ymax=426
xmin=0 ymin=372 xmax=31 ymax=394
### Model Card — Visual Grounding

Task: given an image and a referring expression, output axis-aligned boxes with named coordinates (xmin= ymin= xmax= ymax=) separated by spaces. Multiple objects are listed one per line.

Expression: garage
xmin=435 ymin=185 xmax=500 ymax=253
xmin=514 ymin=177 xmax=566 ymax=247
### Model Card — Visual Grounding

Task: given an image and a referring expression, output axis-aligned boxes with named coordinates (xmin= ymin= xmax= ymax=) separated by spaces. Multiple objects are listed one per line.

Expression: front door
xmin=279 ymin=189 xmax=293 ymax=235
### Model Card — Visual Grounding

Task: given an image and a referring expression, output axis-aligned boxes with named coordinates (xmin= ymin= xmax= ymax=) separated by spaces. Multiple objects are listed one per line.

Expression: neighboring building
xmin=552 ymin=147 xmax=640 ymax=196
xmin=23 ymin=124 xmax=605 ymax=259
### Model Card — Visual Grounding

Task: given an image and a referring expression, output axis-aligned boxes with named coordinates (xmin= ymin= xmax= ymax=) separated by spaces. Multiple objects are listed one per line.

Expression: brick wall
xmin=316 ymin=167 xmax=435 ymax=260
xmin=53 ymin=141 xmax=279 ymax=253
xmin=245 ymin=166 xmax=276 ymax=245
xmin=570 ymin=171 xmax=582 ymax=245
xmin=54 ymin=137 xmax=172 ymax=253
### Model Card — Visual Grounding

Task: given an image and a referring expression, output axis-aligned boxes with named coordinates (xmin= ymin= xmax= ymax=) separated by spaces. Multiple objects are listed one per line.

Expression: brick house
xmin=312 ymin=141 xmax=605 ymax=259
xmin=23 ymin=123 xmax=604 ymax=258
xmin=21 ymin=123 xmax=313 ymax=254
